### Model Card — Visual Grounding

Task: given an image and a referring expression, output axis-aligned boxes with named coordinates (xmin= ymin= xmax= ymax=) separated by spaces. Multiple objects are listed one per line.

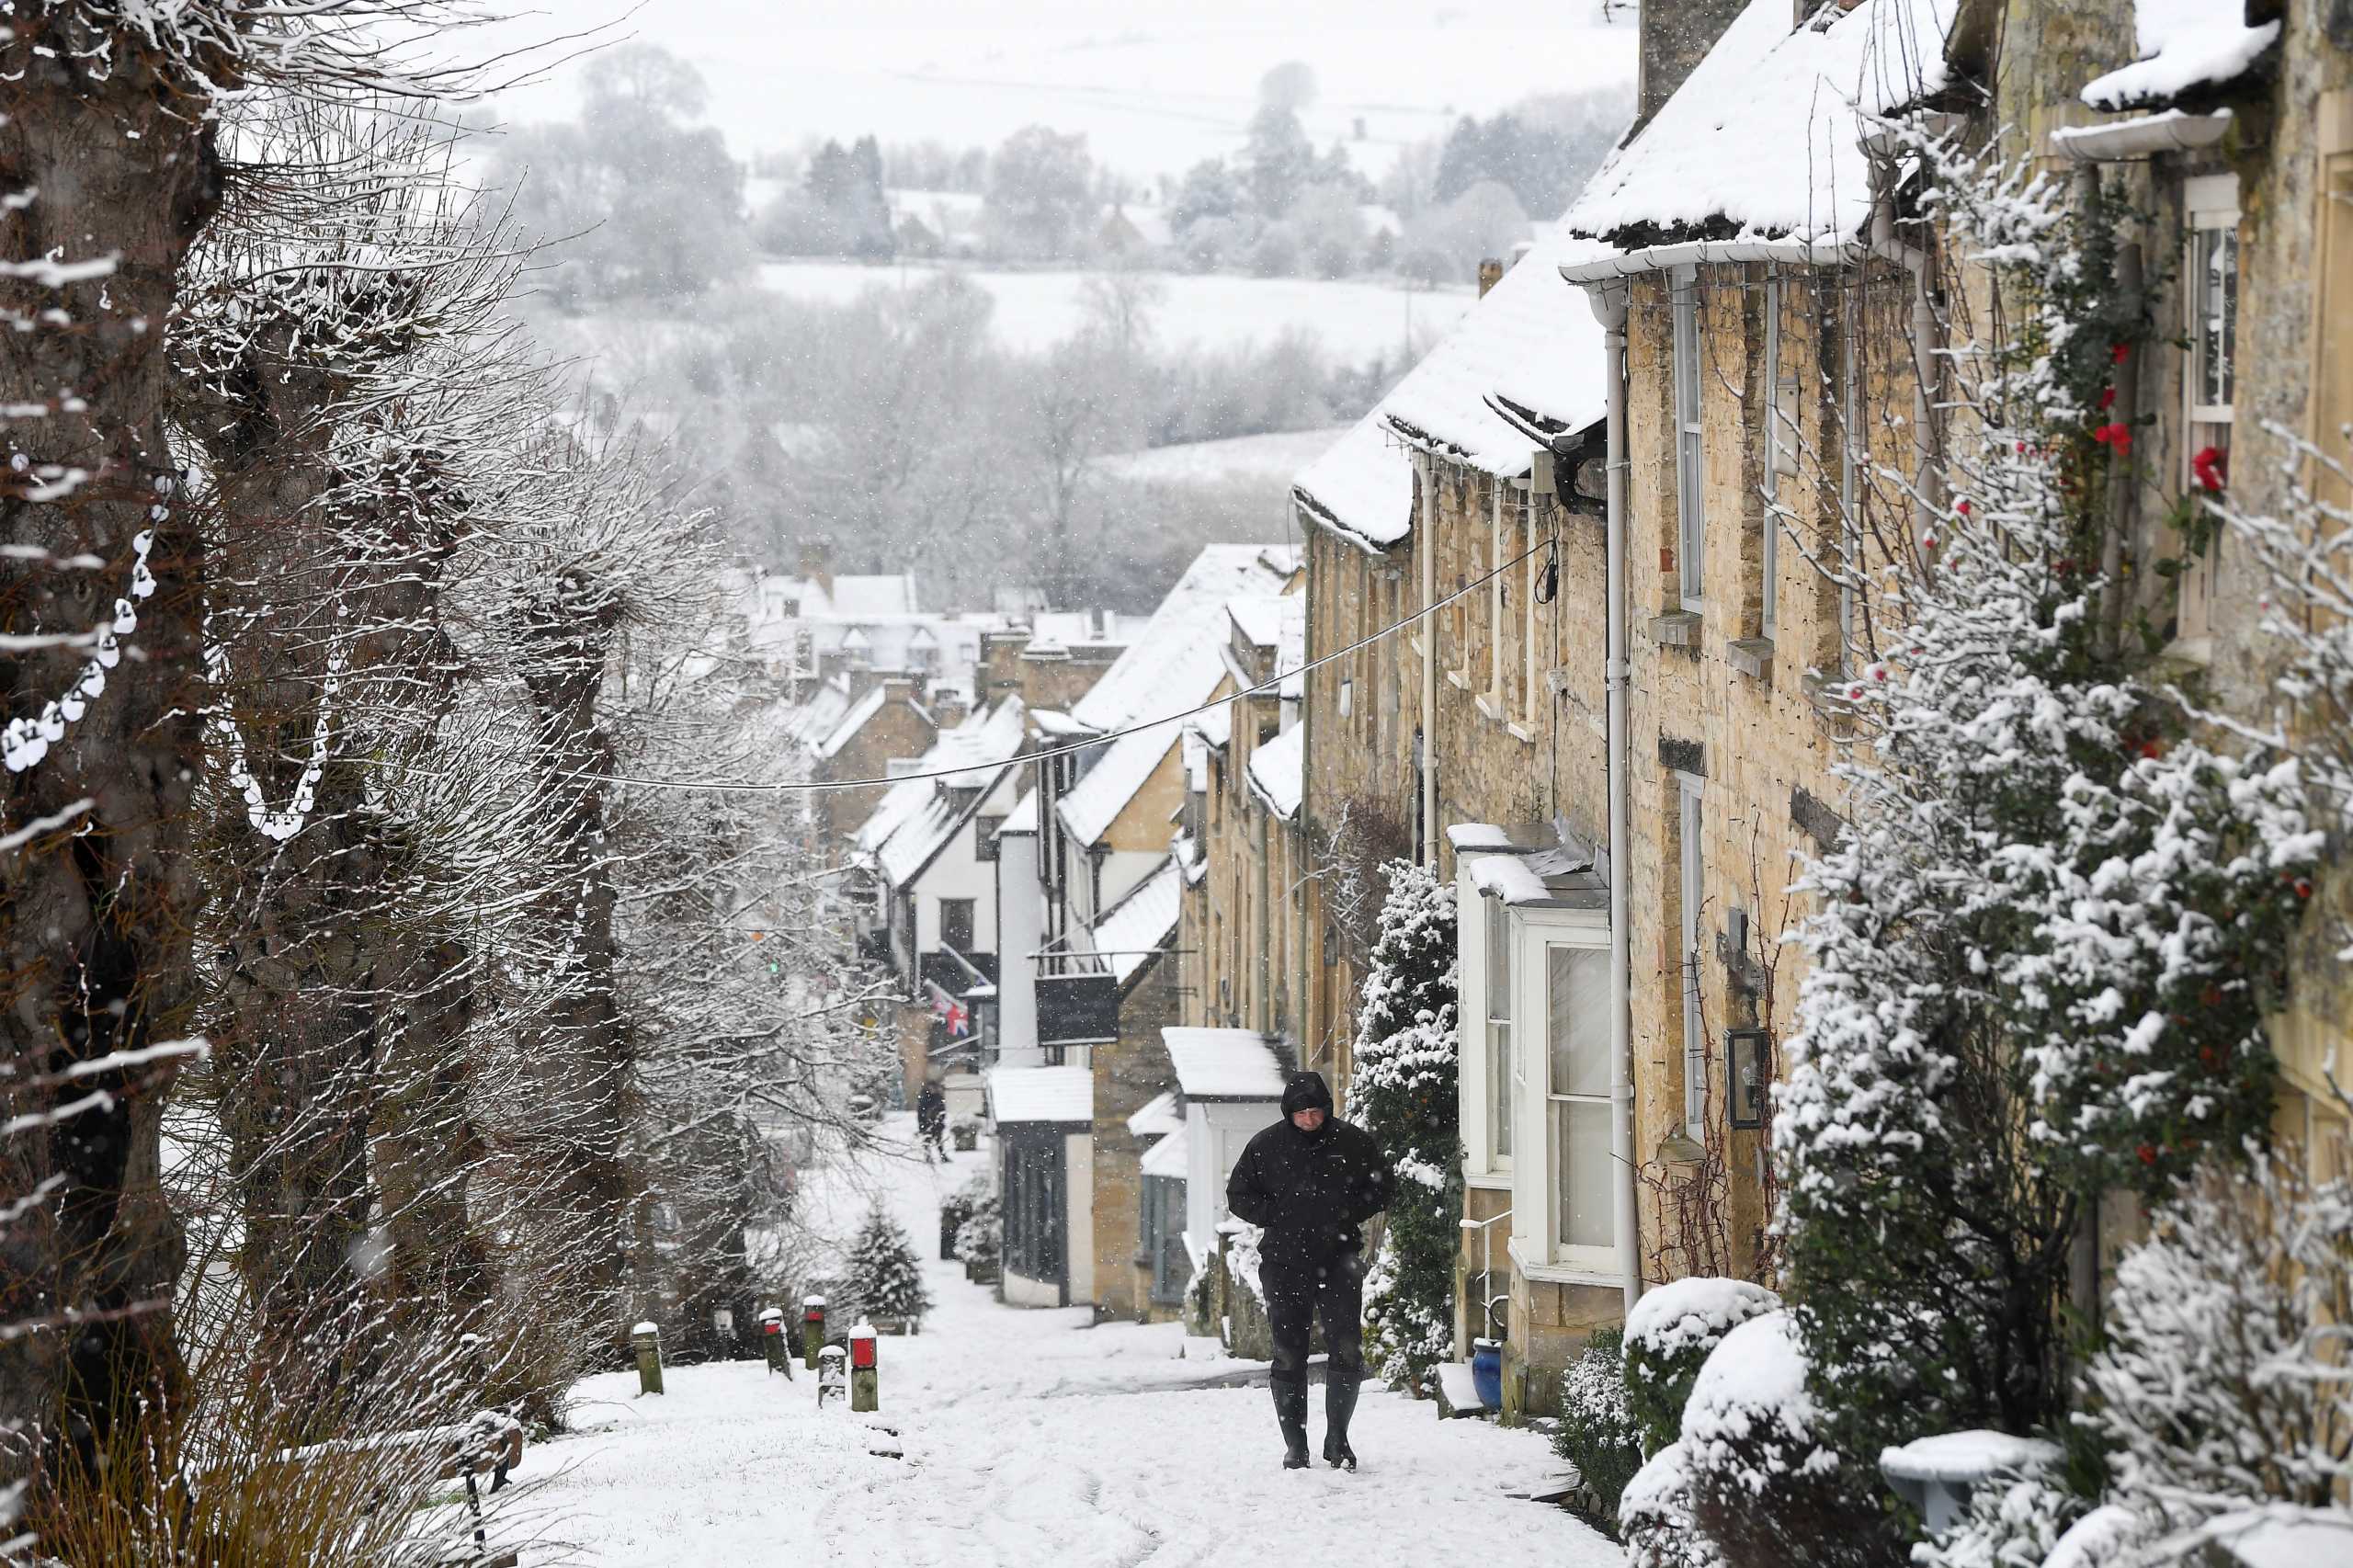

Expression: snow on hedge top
xmin=1879 ymin=1429 xmax=2060 ymax=1483
xmin=1680 ymin=1310 xmax=1824 ymax=1489
xmin=1245 ymin=722 xmax=1305 ymax=821
xmin=1624 ymin=1275 xmax=1783 ymax=1361
xmin=1563 ymin=0 xmax=1953 ymax=250
xmin=1293 ymin=226 xmax=1606 ymax=552
xmin=1382 ymin=223 xmax=1607 ymax=469
xmin=2081 ymin=0 xmax=2278 ymax=111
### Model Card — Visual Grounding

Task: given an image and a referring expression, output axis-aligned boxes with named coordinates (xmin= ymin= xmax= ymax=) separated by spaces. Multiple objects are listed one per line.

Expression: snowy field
xmin=756 ymin=262 xmax=1476 ymax=361
xmin=502 ymin=1117 xmax=1616 ymax=1567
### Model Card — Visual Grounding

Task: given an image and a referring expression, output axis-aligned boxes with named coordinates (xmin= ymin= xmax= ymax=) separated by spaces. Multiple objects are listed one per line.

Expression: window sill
xmin=1727 ymin=637 xmax=1774 ymax=681
xmin=1474 ymin=692 xmax=1503 ymax=722
xmin=1462 ymin=1169 xmax=1513 ymax=1192
xmin=1648 ymin=611 xmax=1701 ymax=648
xmin=1506 ymin=1235 xmax=1623 ymax=1288
xmin=1445 ymin=667 xmax=1472 ymax=691
xmin=2161 ymin=633 xmax=2213 ymax=669
xmin=1506 ymin=721 xmax=1538 ymax=744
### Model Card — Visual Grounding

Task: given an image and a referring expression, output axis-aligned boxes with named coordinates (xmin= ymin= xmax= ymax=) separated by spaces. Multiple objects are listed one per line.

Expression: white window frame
xmin=2178 ymin=174 xmax=2241 ymax=649
xmin=1672 ymin=265 xmax=1706 ymax=611
xmin=1487 ymin=892 xmax=1515 ymax=1169
xmin=1455 ymin=858 xmax=1515 ymax=1179
xmin=1505 ymin=903 xmax=1615 ymax=1275
xmin=1677 ymin=772 xmax=1707 ymax=1141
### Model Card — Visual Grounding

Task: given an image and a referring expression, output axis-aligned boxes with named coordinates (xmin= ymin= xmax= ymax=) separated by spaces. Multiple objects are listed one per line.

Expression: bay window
xmin=1546 ymin=940 xmax=1614 ymax=1262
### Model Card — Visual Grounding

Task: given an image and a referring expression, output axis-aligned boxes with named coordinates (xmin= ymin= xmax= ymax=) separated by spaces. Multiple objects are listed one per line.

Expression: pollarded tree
xmin=846 ymin=1200 xmax=931 ymax=1327
xmin=1346 ymin=859 xmax=1458 ymax=1392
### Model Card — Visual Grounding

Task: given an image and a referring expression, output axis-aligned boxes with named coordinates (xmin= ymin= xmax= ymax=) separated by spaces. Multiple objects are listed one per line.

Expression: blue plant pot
xmin=1471 ymin=1338 xmax=1504 ymax=1411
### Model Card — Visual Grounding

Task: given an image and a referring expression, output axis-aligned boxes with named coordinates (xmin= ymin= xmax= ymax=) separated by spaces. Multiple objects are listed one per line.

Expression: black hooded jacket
xmin=1224 ymin=1072 xmax=1393 ymax=1278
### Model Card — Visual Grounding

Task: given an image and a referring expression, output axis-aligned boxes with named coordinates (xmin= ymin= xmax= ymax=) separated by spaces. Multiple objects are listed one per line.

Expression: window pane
xmin=1548 ymin=945 xmax=1610 ymax=1097
xmin=1489 ymin=1021 xmax=1513 ymax=1159
xmin=2197 ymin=227 xmax=2237 ymax=410
xmin=1557 ymin=1099 xmax=1613 ymax=1251
xmin=1485 ymin=896 xmax=1511 ymax=1021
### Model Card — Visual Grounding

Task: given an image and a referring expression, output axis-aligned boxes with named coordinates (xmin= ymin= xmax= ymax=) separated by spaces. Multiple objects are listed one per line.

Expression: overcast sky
xmin=468 ymin=1 xmax=1642 ymax=187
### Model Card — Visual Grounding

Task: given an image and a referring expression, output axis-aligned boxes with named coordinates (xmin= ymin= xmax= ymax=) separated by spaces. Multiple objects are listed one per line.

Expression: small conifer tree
xmin=1347 ymin=859 xmax=1460 ymax=1392
xmin=847 ymin=1200 xmax=932 ymax=1325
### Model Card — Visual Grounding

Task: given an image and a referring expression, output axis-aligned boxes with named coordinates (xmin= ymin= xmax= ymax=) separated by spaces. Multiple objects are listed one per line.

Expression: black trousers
xmin=1261 ymin=1249 xmax=1365 ymax=1386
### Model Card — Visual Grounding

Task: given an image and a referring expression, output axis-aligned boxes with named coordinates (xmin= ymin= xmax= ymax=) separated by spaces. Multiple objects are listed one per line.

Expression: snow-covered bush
xmin=1622 ymin=1276 xmax=1781 ymax=1455
xmin=953 ymin=1199 xmax=1001 ymax=1274
xmin=1777 ymin=121 xmax=2319 ymax=1492
xmin=847 ymin=1202 xmax=933 ymax=1324
xmin=1914 ymin=1472 xmax=2087 ymax=1568
xmin=2071 ymin=1152 xmax=2353 ymax=1557
xmin=1621 ymin=1441 xmax=1725 ymax=1568
xmin=1552 ymin=1327 xmax=1645 ymax=1519
xmin=1680 ymin=1311 xmax=1901 ymax=1568
xmin=1346 ymin=859 xmax=1460 ymax=1392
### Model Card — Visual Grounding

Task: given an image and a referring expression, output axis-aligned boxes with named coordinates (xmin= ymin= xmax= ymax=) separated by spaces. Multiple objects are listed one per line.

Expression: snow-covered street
xmin=514 ymin=1118 xmax=1618 ymax=1567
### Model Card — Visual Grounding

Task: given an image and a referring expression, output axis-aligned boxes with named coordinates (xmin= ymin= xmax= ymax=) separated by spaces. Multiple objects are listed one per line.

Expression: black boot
xmin=1272 ymin=1377 xmax=1311 ymax=1469
xmin=1323 ymin=1373 xmax=1359 ymax=1471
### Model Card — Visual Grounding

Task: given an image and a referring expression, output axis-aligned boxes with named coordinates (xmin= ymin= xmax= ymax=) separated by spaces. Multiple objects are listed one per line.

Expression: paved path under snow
xmin=504 ymin=1119 xmax=1621 ymax=1567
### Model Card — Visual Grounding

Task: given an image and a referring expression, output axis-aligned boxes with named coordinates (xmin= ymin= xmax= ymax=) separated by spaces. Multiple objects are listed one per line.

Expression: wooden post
xmin=758 ymin=1307 xmax=788 ymax=1375
xmin=848 ymin=1321 xmax=878 ymax=1413
xmin=631 ymin=1322 xmax=665 ymax=1396
xmin=801 ymin=1294 xmax=825 ymax=1370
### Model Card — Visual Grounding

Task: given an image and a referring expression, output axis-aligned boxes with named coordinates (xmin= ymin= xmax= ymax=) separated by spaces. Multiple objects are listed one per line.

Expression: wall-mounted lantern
xmin=1726 ymin=1028 xmax=1769 ymax=1131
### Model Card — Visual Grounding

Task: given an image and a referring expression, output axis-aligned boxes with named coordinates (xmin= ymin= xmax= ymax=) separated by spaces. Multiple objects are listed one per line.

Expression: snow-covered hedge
xmin=1622 ymin=1275 xmax=1781 ymax=1453
xmin=1551 ymin=1327 xmax=1644 ymax=1519
xmin=1679 ymin=1311 xmax=1900 ymax=1568
xmin=1621 ymin=1441 xmax=1723 ymax=1568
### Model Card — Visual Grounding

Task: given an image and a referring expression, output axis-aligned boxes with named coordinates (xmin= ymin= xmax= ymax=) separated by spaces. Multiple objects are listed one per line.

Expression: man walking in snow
xmin=1225 ymin=1071 xmax=1393 ymax=1471
xmin=915 ymin=1078 xmax=949 ymax=1163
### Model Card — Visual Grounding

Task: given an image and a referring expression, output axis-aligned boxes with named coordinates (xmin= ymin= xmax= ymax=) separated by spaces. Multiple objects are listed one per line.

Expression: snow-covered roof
xmin=813 ymin=683 xmax=890 ymax=760
xmin=1386 ymin=225 xmax=1608 ymax=470
xmin=783 ymin=676 xmax=853 ymax=748
xmin=1245 ymin=723 xmax=1305 ymax=822
xmin=1164 ymin=1028 xmax=1287 ymax=1102
xmin=1069 ymin=546 xmax=1299 ymax=733
xmin=853 ymin=698 xmax=1029 ymax=882
xmin=1294 ymin=228 xmax=1608 ymax=553
xmin=1055 ymin=546 xmax=1296 ymax=847
xmin=1226 ymin=596 xmax=1287 ymax=650
xmin=996 ymin=788 xmax=1039 ymax=836
xmin=986 ymin=1063 xmax=1092 ymax=1126
xmin=2081 ymin=1 xmax=2279 ymax=111
xmin=1292 ymin=414 xmax=1414 ymax=552
xmin=1096 ymin=428 xmax=1347 ymax=487
xmin=1139 ymin=1127 xmax=1189 ymax=1180
xmin=1126 ymin=1090 xmax=1185 ymax=1140
xmin=1089 ymin=857 xmax=1181 ymax=986
xmin=1563 ymin=0 xmax=1951 ymax=252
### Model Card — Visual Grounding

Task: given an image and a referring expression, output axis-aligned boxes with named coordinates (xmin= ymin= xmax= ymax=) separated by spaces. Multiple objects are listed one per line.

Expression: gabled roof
xmin=1164 ymin=1028 xmax=1288 ymax=1102
xmin=987 ymin=1063 xmax=1093 ymax=1126
xmin=783 ymin=676 xmax=853 ymax=749
xmin=813 ymin=683 xmax=890 ymax=760
xmin=1139 ymin=1126 xmax=1188 ymax=1180
xmin=1563 ymin=0 xmax=1952 ymax=254
xmin=1089 ymin=857 xmax=1181 ymax=988
xmin=2080 ymin=0 xmax=2279 ymax=112
xmin=1055 ymin=547 xmax=1296 ymax=847
xmin=1245 ymin=722 xmax=1305 ymax=823
xmin=853 ymin=698 xmax=1029 ymax=885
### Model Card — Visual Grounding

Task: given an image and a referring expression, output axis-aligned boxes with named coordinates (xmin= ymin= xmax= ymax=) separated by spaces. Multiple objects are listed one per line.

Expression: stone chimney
xmin=1477 ymin=257 xmax=1506 ymax=296
xmin=796 ymin=536 xmax=835 ymax=601
xmin=1638 ymin=0 xmax=1753 ymax=125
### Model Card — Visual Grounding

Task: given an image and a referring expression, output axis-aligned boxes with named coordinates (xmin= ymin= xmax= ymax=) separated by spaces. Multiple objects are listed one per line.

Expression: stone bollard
xmin=801 ymin=1295 xmax=825 ymax=1370
xmin=631 ymin=1322 xmax=665 ymax=1397
xmin=848 ymin=1321 xmax=879 ymax=1413
xmin=816 ymin=1344 xmax=847 ymax=1409
xmin=758 ymin=1307 xmax=790 ymax=1377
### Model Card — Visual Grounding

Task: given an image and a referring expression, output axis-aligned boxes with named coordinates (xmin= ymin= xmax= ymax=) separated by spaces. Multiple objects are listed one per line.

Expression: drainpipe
xmin=1417 ymin=453 xmax=1439 ymax=870
xmin=1587 ymin=278 xmax=1642 ymax=1316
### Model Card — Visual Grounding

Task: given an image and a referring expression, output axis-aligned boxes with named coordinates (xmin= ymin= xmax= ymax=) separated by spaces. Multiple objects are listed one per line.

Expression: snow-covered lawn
xmin=756 ymin=261 xmax=1476 ymax=362
xmin=512 ymin=1118 xmax=1620 ymax=1566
